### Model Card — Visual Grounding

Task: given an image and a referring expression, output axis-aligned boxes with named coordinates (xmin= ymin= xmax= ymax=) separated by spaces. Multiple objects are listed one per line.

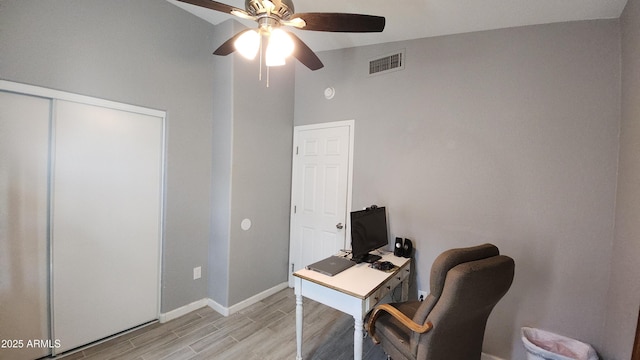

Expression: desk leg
xmin=353 ymin=316 xmax=364 ymax=360
xmin=401 ymin=277 xmax=409 ymax=302
xmin=295 ymin=289 xmax=304 ymax=360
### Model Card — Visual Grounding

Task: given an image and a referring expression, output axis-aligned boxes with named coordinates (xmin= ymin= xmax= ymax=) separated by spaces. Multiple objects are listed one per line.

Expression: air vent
xmin=369 ymin=50 xmax=405 ymax=76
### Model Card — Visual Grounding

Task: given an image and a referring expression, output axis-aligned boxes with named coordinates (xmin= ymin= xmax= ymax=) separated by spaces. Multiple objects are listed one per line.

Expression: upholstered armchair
xmin=366 ymin=243 xmax=515 ymax=360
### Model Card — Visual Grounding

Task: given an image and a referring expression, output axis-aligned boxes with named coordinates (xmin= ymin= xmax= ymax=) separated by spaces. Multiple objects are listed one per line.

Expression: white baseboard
xmin=207 ymin=298 xmax=229 ymax=317
xmin=159 ymin=298 xmax=209 ymax=323
xmin=162 ymin=282 xmax=290 ymax=321
xmin=214 ymin=282 xmax=289 ymax=316
xmin=482 ymin=353 xmax=506 ymax=360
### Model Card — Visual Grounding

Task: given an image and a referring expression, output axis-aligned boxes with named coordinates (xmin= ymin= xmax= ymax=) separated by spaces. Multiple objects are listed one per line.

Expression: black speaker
xmin=394 ymin=237 xmax=404 ymax=257
xmin=402 ymin=238 xmax=413 ymax=258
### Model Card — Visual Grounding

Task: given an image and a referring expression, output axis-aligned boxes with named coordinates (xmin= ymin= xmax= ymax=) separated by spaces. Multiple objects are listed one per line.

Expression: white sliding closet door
xmin=52 ymin=100 xmax=163 ymax=353
xmin=0 ymin=91 xmax=51 ymax=360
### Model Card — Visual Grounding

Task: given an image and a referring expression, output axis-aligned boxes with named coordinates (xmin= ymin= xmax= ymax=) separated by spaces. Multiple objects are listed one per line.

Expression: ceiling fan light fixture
xmin=234 ymin=29 xmax=261 ymax=60
xmin=265 ymin=28 xmax=294 ymax=66
xmin=265 ymin=49 xmax=286 ymax=67
xmin=271 ymin=28 xmax=294 ymax=56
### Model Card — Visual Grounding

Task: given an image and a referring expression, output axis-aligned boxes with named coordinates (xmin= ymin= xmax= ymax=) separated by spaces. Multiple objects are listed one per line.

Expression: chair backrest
xmin=411 ymin=244 xmax=515 ymax=359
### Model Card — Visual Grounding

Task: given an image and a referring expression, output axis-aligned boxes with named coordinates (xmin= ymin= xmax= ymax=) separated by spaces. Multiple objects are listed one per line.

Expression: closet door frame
xmin=0 ymin=90 xmax=51 ymax=360
xmin=0 ymin=80 xmax=166 ymax=355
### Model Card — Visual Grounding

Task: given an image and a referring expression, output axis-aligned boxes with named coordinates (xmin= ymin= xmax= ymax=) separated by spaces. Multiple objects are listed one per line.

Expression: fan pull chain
xmin=258 ymin=34 xmax=263 ymax=82
xmin=267 ymin=66 xmax=270 ymax=87
xmin=257 ymin=32 xmax=270 ymax=87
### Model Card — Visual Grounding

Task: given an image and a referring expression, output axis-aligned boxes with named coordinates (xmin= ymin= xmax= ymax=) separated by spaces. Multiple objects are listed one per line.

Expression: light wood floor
xmin=54 ymin=288 xmax=387 ymax=360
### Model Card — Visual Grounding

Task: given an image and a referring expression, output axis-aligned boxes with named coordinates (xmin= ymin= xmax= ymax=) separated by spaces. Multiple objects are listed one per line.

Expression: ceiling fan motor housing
xmin=245 ymin=0 xmax=294 ymax=19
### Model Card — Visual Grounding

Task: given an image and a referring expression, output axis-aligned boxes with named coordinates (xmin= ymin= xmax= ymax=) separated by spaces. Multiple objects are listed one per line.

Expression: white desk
xmin=293 ymin=252 xmax=411 ymax=360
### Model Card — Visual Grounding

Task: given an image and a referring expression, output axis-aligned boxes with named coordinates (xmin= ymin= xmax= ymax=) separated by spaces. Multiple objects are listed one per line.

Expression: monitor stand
xmin=353 ymin=253 xmax=382 ymax=264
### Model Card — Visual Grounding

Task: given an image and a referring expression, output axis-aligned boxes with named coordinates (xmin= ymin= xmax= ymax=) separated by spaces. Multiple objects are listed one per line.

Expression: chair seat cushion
xmin=373 ymin=301 xmax=422 ymax=360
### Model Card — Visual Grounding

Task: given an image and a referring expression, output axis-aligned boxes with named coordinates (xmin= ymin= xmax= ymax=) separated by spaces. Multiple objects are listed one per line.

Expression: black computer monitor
xmin=350 ymin=206 xmax=388 ymax=263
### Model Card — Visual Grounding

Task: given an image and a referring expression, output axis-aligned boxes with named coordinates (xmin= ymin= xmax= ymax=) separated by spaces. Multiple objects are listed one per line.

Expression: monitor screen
xmin=350 ymin=206 xmax=388 ymax=262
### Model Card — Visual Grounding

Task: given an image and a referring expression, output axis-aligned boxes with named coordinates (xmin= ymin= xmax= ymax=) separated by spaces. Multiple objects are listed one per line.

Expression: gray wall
xmin=603 ymin=0 xmax=640 ymax=358
xmin=0 ymin=0 xmax=214 ymax=312
xmin=2 ymin=0 xmax=636 ymax=357
xmin=209 ymin=21 xmax=235 ymax=307
xmin=294 ymin=20 xmax=621 ymax=359
xmin=227 ymin=35 xmax=294 ymax=306
xmin=209 ymin=20 xmax=295 ymax=307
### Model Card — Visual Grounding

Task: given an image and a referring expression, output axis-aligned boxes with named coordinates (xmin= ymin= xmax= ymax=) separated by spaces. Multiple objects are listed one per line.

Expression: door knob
xmin=336 ymin=222 xmax=344 ymax=229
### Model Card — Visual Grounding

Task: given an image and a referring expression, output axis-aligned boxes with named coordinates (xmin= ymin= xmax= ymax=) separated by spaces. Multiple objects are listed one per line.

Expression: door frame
xmin=288 ymin=120 xmax=355 ymax=286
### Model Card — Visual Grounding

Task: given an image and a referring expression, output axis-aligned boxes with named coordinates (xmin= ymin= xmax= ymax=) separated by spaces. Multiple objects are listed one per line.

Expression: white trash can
xmin=521 ymin=327 xmax=599 ymax=360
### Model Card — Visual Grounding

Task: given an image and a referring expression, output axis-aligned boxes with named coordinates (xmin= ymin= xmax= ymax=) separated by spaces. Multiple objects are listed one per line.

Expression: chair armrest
xmin=367 ymin=303 xmax=433 ymax=344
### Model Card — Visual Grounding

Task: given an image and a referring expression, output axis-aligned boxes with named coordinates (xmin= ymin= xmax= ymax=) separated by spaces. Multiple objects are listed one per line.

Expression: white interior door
xmin=0 ymin=91 xmax=51 ymax=360
xmin=52 ymin=100 xmax=163 ymax=353
xmin=289 ymin=121 xmax=354 ymax=285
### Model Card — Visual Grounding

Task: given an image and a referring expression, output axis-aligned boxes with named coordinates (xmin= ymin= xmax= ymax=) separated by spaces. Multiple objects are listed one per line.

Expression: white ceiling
xmin=166 ymin=0 xmax=628 ymax=52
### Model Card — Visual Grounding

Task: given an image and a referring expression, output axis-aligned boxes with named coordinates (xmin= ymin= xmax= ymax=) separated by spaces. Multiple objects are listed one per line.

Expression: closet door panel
xmin=52 ymin=100 xmax=162 ymax=353
xmin=0 ymin=91 xmax=51 ymax=360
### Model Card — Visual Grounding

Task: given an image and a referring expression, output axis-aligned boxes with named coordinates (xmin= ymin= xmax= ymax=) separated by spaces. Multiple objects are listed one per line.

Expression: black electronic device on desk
xmin=350 ymin=205 xmax=388 ymax=263
xmin=370 ymin=260 xmax=398 ymax=272
xmin=394 ymin=237 xmax=413 ymax=258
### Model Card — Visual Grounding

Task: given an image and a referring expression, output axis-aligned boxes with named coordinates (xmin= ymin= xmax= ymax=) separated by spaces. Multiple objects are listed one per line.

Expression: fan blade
xmin=213 ymin=29 xmax=252 ymax=56
xmin=291 ymin=13 xmax=385 ymax=33
xmin=288 ymin=32 xmax=324 ymax=71
xmin=176 ymin=0 xmax=248 ymax=17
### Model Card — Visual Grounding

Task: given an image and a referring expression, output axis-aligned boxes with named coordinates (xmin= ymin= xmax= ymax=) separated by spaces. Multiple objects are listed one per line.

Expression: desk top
xmin=293 ymin=252 xmax=411 ymax=299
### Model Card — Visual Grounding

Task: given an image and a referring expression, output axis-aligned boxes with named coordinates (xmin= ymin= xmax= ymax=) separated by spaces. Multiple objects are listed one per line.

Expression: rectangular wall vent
xmin=369 ymin=50 xmax=405 ymax=76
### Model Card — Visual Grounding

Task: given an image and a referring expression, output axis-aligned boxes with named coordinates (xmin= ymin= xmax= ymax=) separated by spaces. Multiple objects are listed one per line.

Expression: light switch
xmin=193 ymin=266 xmax=201 ymax=280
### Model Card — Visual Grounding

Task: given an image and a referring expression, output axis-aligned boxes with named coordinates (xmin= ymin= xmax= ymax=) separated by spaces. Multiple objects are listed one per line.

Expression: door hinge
xmin=296 ymin=146 xmax=299 ymax=155
xmin=291 ymin=263 xmax=295 ymax=272
xmin=293 ymin=205 xmax=297 ymax=214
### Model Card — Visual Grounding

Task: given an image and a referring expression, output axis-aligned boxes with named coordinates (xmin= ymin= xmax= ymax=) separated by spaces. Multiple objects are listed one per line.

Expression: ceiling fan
xmin=177 ymin=0 xmax=386 ymax=71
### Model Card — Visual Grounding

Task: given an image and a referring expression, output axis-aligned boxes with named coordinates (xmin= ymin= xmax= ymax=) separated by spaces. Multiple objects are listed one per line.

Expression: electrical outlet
xmin=418 ymin=290 xmax=428 ymax=301
xmin=193 ymin=266 xmax=201 ymax=280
